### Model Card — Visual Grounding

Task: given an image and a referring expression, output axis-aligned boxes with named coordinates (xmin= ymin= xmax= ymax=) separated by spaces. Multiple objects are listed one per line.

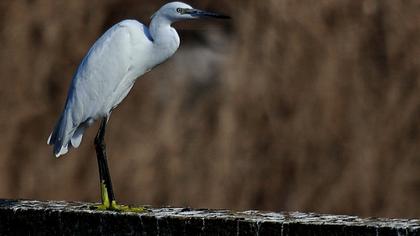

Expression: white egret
xmin=47 ymin=2 xmax=229 ymax=211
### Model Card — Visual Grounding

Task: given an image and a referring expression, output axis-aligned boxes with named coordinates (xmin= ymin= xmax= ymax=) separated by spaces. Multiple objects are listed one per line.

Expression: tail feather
xmin=48 ymin=111 xmax=77 ymax=158
xmin=56 ymin=144 xmax=69 ymax=157
xmin=70 ymin=126 xmax=86 ymax=148
xmin=47 ymin=133 xmax=52 ymax=145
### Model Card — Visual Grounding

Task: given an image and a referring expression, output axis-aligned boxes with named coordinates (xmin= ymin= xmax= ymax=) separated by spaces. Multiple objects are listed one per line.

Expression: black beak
xmin=187 ymin=9 xmax=230 ymax=19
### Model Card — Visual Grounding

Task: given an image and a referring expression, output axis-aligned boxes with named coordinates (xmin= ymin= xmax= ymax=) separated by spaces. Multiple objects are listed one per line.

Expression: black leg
xmin=94 ymin=117 xmax=116 ymax=206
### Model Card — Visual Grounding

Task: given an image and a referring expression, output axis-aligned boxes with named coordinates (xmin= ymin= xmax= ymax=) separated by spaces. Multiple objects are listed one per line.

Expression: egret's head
xmin=152 ymin=2 xmax=230 ymax=22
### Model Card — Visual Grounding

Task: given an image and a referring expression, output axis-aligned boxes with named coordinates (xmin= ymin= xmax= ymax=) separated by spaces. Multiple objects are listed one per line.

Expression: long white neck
xmin=149 ymin=14 xmax=180 ymax=63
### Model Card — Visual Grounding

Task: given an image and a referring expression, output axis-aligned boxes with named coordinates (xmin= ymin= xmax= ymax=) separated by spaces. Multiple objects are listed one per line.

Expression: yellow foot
xmin=92 ymin=201 xmax=149 ymax=213
xmin=91 ymin=181 xmax=148 ymax=212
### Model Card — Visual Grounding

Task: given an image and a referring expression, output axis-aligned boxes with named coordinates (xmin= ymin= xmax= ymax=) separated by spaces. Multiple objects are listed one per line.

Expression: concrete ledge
xmin=0 ymin=199 xmax=419 ymax=235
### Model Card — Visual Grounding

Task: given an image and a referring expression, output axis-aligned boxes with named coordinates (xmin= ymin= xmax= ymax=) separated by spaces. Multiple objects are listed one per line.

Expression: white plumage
xmin=48 ymin=19 xmax=155 ymax=156
xmin=48 ymin=2 xmax=228 ymax=157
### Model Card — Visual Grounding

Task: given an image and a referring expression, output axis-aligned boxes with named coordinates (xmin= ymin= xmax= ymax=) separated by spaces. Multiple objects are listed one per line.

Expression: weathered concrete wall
xmin=0 ymin=199 xmax=419 ymax=235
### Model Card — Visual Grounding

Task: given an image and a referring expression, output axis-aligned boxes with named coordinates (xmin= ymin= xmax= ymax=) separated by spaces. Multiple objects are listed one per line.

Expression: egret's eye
xmin=176 ymin=8 xmax=183 ymax=14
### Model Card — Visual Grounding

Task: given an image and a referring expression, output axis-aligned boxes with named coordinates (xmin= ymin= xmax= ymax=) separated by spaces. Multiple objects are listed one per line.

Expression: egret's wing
xmin=49 ymin=20 xmax=153 ymax=157
xmin=68 ymin=20 xmax=153 ymax=123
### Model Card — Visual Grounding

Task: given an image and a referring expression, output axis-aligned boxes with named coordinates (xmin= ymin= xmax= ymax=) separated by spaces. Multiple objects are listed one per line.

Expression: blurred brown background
xmin=0 ymin=0 xmax=419 ymax=218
